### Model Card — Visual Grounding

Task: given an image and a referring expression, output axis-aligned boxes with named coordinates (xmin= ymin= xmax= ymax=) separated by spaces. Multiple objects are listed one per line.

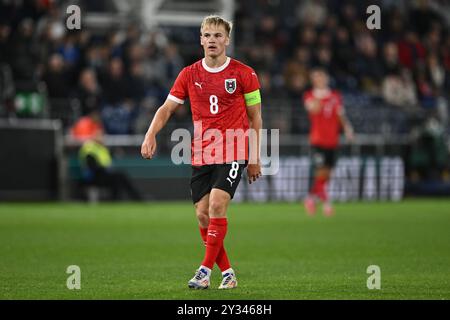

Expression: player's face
xmin=311 ymin=71 xmax=329 ymax=89
xmin=200 ymin=24 xmax=230 ymax=59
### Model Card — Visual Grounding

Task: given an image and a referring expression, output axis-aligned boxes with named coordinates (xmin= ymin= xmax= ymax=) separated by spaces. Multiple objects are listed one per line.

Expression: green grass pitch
xmin=0 ymin=200 xmax=449 ymax=299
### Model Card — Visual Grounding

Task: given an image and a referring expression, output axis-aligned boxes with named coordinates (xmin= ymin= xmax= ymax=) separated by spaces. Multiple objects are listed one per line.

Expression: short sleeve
xmin=168 ymin=68 xmax=188 ymax=104
xmin=241 ymin=67 xmax=261 ymax=106
xmin=241 ymin=67 xmax=260 ymax=94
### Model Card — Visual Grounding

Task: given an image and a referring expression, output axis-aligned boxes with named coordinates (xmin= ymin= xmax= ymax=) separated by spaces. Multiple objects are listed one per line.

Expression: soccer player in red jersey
xmin=141 ymin=16 xmax=262 ymax=289
xmin=303 ymin=68 xmax=354 ymax=216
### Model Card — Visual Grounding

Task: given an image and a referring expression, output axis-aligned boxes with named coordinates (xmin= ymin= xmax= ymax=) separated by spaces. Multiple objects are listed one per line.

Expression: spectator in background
xmin=258 ymin=70 xmax=276 ymax=98
xmin=0 ymin=63 xmax=15 ymax=117
xmin=42 ymin=53 xmax=70 ymax=98
xmin=99 ymin=57 xmax=136 ymax=134
xmin=339 ymin=2 xmax=358 ymax=31
xmin=333 ymin=26 xmax=356 ymax=89
xmin=84 ymin=45 xmax=107 ymax=73
xmin=159 ymin=43 xmax=184 ymax=87
xmin=77 ymin=68 xmax=102 ymax=116
xmin=354 ymin=33 xmax=383 ymax=94
xmin=124 ymin=41 xmax=145 ymax=72
xmin=410 ymin=116 xmax=449 ymax=182
xmin=128 ymin=62 xmax=147 ymax=105
xmin=77 ymin=122 xmax=143 ymax=202
xmin=71 ymin=110 xmax=103 ymax=141
xmin=254 ymin=15 xmax=284 ymax=54
xmin=425 ymin=54 xmax=449 ymax=124
xmin=297 ymin=0 xmax=327 ymax=27
xmin=382 ymin=68 xmax=418 ymax=110
xmin=426 ymin=54 xmax=447 ymax=96
xmin=283 ymin=61 xmax=309 ymax=99
xmin=397 ymin=31 xmax=426 ymax=69
xmin=57 ymin=33 xmax=80 ymax=67
xmin=416 ymin=67 xmax=438 ymax=111
xmin=424 ymin=26 xmax=442 ymax=56
xmin=0 ymin=23 xmax=14 ymax=116
xmin=409 ymin=0 xmax=444 ymax=37
xmin=100 ymin=57 xmax=130 ymax=105
xmin=294 ymin=46 xmax=312 ymax=69
xmin=9 ymin=18 xmax=39 ymax=83
xmin=443 ymin=34 xmax=450 ymax=71
xmin=382 ymin=42 xmax=400 ymax=75
xmin=314 ymin=46 xmax=334 ymax=74
xmin=298 ymin=25 xmax=317 ymax=48
xmin=0 ymin=23 xmax=12 ymax=64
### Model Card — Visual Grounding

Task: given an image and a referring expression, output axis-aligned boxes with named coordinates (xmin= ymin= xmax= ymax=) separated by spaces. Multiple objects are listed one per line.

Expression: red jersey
xmin=168 ymin=57 xmax=260 ymax=165
xmin=303 ymin=89 xmax=343 ymax=149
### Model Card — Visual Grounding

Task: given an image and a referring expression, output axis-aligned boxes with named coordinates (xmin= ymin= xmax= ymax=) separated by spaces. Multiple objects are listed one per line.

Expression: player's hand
xmin=345 ymin=127 xmax=355 ymax=143
xmin=141 ymin=134 xmax=157 ymax=159
xmin=247 ymin=161 xmax=262 ymax=184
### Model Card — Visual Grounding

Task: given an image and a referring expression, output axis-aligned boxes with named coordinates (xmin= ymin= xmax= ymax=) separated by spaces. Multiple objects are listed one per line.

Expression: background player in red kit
xmin=141 ymin=16 xmax=262 ymax=289
xmin=303 ymin=68 xmax=354 ymax=216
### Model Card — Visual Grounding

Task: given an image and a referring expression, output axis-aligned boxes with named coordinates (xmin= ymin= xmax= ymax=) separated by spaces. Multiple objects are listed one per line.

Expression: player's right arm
xmin=304 ymin=96 xmax=322 ymax=114
xmin=141 ymin=99 xmax=181 ymax=159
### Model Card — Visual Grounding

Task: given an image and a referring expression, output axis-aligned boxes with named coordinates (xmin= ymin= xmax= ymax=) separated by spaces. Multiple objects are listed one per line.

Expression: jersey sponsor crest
xmin=225 ymin=79 xmax=237 ymax=94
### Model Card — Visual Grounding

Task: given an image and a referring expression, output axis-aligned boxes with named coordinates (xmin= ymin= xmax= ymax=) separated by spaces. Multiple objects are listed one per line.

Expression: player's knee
xmin=208 ymin=200 xmax=226 ymax=217
xmin=196 ymin=209 xmax=209 ymax=226
xmin=317 ymin=167 xmax=330 ymax=178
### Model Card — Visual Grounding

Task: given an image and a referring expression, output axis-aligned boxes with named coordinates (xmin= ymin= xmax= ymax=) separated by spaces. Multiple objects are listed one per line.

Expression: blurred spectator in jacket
xmin=382 ymin=68 xmax=418 ymax=110
xmin=42 ymin=53 xmax=70 ymax=98
xmin=77 ymin=68 xmax=102 ymax=116
xmin=78 ymin=128 xmax=143 ymax=201
xmin=9 ymin=19 xmax=39 ymax=83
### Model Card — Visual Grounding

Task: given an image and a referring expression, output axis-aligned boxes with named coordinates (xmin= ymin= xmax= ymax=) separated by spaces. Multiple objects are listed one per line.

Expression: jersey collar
xmin=201 ymin=57 xmax=231 ymax=73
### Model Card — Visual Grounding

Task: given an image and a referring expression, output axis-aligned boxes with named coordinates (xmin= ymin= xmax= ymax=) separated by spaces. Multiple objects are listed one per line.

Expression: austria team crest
xmin=225 ymin=79 xmax=237 ymax=94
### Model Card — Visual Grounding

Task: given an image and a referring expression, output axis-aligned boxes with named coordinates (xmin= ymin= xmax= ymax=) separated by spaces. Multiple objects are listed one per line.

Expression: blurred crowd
xmin=236 ymin=0 xmax=449 ymax=122
xmin=0 ymin=0 xmax=449 ymax=137
xmin=0 ymin=0 xmax=188 ymax=135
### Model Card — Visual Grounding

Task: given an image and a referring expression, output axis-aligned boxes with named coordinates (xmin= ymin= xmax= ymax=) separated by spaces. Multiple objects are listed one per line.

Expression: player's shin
xmin=201 ymin=218 xmax=228 ymax=270
xmin=200 ymin=226 xmax=231 ymax=271
xmin=311 ymin=175 xmax=328 ymax=199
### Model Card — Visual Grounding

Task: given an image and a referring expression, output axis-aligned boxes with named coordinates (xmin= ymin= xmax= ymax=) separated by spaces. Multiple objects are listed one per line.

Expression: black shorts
xmin=311 ymin=146 xmax=338 ymax=168
xmin=190 ymin=161 xmax=247 ymax=204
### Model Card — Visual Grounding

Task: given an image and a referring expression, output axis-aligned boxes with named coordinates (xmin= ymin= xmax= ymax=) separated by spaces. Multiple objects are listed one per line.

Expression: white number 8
xmin=229 ymin=161 xmax=239 ymax=179
xmin=210 ymin=95 xmax=219 ymax=114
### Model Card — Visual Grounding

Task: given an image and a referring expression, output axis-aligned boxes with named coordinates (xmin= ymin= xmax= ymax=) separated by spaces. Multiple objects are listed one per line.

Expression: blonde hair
xmin=200 ymin=15 xmax=233 ymax=37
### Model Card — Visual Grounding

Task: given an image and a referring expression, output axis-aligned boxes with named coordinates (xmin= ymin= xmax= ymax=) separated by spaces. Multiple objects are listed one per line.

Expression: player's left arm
xmin=338 ymin=108 xmax=355 ymax=143
xmin=242 ymin=67 xmax=263 ymax=184
xmin=246 ymin=102 xmax=262 ymax=184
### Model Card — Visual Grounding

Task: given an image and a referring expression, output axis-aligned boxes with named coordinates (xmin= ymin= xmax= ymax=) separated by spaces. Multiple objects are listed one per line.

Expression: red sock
xmin=201 ymin=218 xmax=228 ymax=270
xmin=199 ymin=227 xmax=231 ymax=272
xmin=199 ymin=227 xmax=208 ymax=246
xmin=311 ymin=176 xmax=328 ymax=201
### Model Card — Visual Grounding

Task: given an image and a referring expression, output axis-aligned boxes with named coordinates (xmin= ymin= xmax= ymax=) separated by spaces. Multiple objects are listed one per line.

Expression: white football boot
xmin=188 ymin=267 xmax=210 ymax=289
xmin=218 ymin=269 xmax=238 ymax=289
